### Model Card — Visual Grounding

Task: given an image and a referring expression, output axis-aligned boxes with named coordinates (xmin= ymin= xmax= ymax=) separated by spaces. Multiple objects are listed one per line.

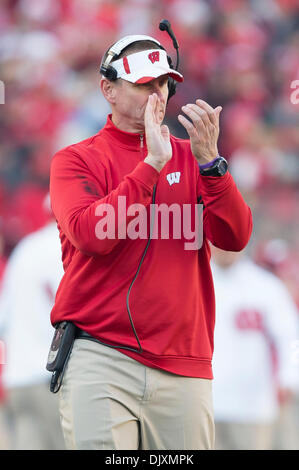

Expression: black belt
xmin=75 ymin=326 xmax=142 ymax=354
xmin=75 ymin=328 xmax=120 ymax=349
xmin=75 ymin=327 xmax=100 ymax=344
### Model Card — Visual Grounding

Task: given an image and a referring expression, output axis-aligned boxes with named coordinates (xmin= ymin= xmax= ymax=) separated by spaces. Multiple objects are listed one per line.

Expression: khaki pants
xmin=59 ymin=339 xmax=214 ymax=450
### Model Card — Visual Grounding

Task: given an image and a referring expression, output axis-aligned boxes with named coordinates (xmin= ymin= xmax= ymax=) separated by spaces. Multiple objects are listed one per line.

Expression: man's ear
xmin=100 ymin=77 xmax=118 ymax=104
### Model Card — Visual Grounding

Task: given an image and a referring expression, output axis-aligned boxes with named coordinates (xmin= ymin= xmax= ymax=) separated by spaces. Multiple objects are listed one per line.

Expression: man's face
xmin=108 ymin=74 xmax=169 ymax=132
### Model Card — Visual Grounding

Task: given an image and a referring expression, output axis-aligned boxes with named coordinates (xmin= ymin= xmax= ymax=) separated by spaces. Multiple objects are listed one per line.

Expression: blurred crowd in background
xmin=0 ymin=0 xmax=298 ymax=450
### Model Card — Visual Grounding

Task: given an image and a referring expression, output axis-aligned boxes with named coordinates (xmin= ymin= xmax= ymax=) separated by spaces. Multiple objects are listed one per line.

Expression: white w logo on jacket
xmin=166 ymin=172 xmax=181 ymax=186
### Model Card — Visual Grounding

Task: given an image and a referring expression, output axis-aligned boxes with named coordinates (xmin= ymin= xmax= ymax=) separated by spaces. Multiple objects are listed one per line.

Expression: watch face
xmin=218 ymin=159 xmax=228 ymax=175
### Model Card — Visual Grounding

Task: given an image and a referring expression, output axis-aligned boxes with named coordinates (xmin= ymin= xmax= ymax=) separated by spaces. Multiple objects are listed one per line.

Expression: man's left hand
xmin=178 ymin=99 xmax=222 ymax=166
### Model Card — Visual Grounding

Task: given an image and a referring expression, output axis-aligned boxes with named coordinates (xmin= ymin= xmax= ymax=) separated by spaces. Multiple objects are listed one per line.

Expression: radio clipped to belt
xmin=46 ymin=321 xmax=77 ymax=393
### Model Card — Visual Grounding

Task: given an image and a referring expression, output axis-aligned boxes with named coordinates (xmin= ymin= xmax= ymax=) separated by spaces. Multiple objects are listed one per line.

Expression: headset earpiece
xmin=100 ymin=63 xmax=118 ymax=81
xmin=166 ymin=55 xmax=177 ymax=100
xmin=167 ymin=78 xmax=176 ymax=100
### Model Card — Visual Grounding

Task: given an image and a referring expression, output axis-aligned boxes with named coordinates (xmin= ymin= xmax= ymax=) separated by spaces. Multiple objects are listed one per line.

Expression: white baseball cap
xmin=111 ymin=49 xmax=184 ymax=84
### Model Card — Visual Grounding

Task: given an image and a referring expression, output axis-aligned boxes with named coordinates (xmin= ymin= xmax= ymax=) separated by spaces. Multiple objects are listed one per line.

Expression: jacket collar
xmin=101 ymin=114 xmax=146 ymax=150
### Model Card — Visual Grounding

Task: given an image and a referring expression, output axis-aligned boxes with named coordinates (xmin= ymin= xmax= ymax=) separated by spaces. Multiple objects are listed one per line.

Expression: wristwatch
xmin=199 ymin=156 xmax=228 ymax=177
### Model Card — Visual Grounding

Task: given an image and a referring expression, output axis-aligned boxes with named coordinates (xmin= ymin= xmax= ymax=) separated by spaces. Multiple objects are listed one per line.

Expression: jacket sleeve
xmin=197 ymin=171 xmax=253 ymax=251
xmin=50 ymin=148 xmax=159 ymax=256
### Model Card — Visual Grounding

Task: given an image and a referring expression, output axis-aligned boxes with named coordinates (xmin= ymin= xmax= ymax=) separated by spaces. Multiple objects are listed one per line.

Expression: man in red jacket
xmin=49 ymin=34 xmax=252 ymax=450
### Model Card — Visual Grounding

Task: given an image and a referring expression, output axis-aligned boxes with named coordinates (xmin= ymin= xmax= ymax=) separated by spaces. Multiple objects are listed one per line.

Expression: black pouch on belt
xmin=46 ymin=321 xmax=77 ymax=393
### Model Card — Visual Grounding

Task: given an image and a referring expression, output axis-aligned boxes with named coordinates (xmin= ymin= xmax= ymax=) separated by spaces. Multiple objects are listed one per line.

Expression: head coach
xmin=48 ymin=20 xmax=253 ymax=450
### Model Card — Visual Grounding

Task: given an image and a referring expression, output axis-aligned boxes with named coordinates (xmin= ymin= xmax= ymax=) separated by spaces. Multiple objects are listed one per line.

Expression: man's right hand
xmin=144 ymin=93 xmax=172 ymax=173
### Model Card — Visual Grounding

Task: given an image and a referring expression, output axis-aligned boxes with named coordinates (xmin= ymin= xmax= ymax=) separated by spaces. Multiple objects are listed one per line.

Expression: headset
xmin=100 ymin=19 xmax=181 ymax=100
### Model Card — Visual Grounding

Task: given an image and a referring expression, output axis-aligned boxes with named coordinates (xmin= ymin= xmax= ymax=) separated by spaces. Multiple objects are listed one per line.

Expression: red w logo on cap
xmin=148 ymin=51 xmax=160 ymax=64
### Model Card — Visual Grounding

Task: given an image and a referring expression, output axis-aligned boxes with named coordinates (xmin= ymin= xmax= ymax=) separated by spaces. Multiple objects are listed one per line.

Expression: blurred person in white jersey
xmin=211 ymin=246 xmax=299 ymax=450
xmin=0 ymin=196 xmax=65 ymax=450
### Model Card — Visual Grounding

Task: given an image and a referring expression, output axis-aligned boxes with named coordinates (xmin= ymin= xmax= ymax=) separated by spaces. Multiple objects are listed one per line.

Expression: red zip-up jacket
xmin=50 ymin=114 xmax=252 ymax=379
